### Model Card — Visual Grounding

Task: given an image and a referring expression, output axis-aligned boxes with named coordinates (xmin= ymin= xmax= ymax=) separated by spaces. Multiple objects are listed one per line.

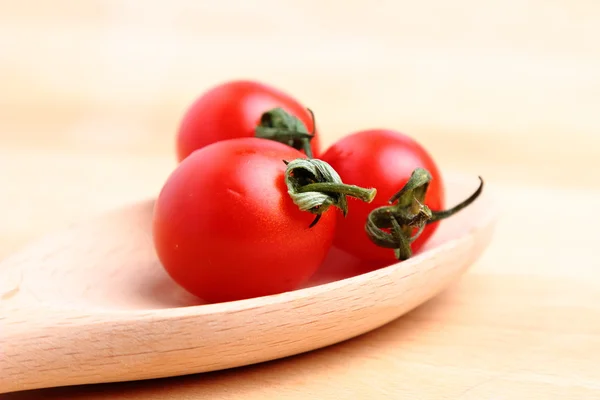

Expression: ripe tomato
xmin=320 ymin=129 xmax=446 ymax=265
xmin=153 ymin=138 xmax=348 ymax=303
xmin=176 ymin=80 xmax=320 ymax=162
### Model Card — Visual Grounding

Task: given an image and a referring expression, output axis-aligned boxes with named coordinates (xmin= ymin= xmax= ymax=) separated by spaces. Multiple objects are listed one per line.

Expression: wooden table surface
xmin=1 ymin=1 xmax=599 ymax=398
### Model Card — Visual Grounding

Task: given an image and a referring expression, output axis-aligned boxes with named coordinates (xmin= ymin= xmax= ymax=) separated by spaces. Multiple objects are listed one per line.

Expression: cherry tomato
xmin=153 ymin=138 xmax=335 ymax=303
xmin=176 ymin=80 xmax=320 ymax=162
xmin=320 ymin=129 xmax=445 ymax=265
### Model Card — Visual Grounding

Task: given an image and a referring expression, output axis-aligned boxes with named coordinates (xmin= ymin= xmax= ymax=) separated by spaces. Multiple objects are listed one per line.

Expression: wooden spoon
xmin=0 ymin=172 xmax=497 ymax=394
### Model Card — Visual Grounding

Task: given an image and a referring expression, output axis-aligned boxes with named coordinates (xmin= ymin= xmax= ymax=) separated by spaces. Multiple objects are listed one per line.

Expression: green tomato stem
xmin=365 ymin=168 xmax=484 ymax=261
xmin=429 ymin=176 xmax=484 ymax=222
xmin=298 ymin=182 xmax=377 ymax=204
xmin=255 ymin=107 xmax=316 ymax=158
xmin=284 ymin=158 xmax=377 ymax=227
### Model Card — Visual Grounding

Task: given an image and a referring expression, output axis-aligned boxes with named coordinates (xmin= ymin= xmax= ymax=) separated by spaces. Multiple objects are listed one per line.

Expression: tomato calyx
xmin=366 ymin=168 xmax=484 ymax=261
xmin=255 ymin=107 xmax=316 ymax=158
xmin=284 ymin=158 xmax=377 ymax=227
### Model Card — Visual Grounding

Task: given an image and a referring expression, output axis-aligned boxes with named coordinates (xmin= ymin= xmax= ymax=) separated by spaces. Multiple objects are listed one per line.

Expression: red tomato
xmin=176 ymin=80 xmax=320 ymax=162
xmin=320 ymin=129 xmax=445 ymax=265
xmin=153 ymin=138 xmax=335 ymax=303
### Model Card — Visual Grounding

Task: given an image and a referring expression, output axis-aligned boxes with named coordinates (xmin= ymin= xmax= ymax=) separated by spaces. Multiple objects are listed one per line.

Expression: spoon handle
xmin=0 ymin=307 xmax=136 ymax=393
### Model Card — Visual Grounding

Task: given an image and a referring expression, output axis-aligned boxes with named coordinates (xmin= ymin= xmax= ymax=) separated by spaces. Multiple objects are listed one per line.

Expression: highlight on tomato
xmin=176 ymin=80 xmax=320 ymax=162
xmin=320 ymin=129 xmax=483 ymax=265
xmin=152 ymin=137 xmax=376 ymax=303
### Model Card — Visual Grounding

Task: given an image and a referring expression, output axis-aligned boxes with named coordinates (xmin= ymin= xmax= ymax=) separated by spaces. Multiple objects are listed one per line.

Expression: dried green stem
xmin=297 ymin=182 xmax=376 ymax=204
xmin=365 ymin=168 xmax=484 ymax=260
xmin=255 ymin=107 xmax=315 ymax=158
xmin=284 ymin=158 xmax=377 ymax=227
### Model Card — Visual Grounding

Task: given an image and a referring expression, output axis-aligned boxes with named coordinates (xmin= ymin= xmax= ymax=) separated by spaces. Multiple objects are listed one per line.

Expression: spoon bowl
xmin=0 ymin=172 xmax=497 ymax=394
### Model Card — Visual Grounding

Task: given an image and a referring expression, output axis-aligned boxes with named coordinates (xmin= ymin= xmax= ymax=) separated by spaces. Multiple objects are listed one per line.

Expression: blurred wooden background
xmin=2 ymin=1 xmax=600 ymax=398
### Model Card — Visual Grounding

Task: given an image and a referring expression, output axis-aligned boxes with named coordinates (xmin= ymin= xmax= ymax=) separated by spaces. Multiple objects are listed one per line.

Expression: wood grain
xmin=0 ymin=175 xmax=496 ymax=394
xmin=1 ymin=0 xmax=599 ymax=398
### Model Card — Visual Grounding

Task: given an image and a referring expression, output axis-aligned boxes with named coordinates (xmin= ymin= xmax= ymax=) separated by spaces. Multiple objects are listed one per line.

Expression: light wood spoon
xmin=0 ymin=172 xmax=497 ymax=394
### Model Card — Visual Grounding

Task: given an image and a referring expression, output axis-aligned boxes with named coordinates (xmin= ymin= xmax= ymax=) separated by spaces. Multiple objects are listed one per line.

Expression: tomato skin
xmin=176 ymin=80 xmax=320 ymax=162
xmin=153 ymin=138 xmax=335 ymax=303
xmin=320 ymin=129 xmax=445 ymax=265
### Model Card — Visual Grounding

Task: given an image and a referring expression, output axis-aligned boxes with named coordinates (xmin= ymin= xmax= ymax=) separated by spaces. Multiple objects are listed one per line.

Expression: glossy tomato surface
xmin=153 ymin=138 xmax=335 ymax=303
xmin=176 ymin=80 xmax=320 ymax=161
xmin=320 ymin=129 xmax=445 ymax=265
